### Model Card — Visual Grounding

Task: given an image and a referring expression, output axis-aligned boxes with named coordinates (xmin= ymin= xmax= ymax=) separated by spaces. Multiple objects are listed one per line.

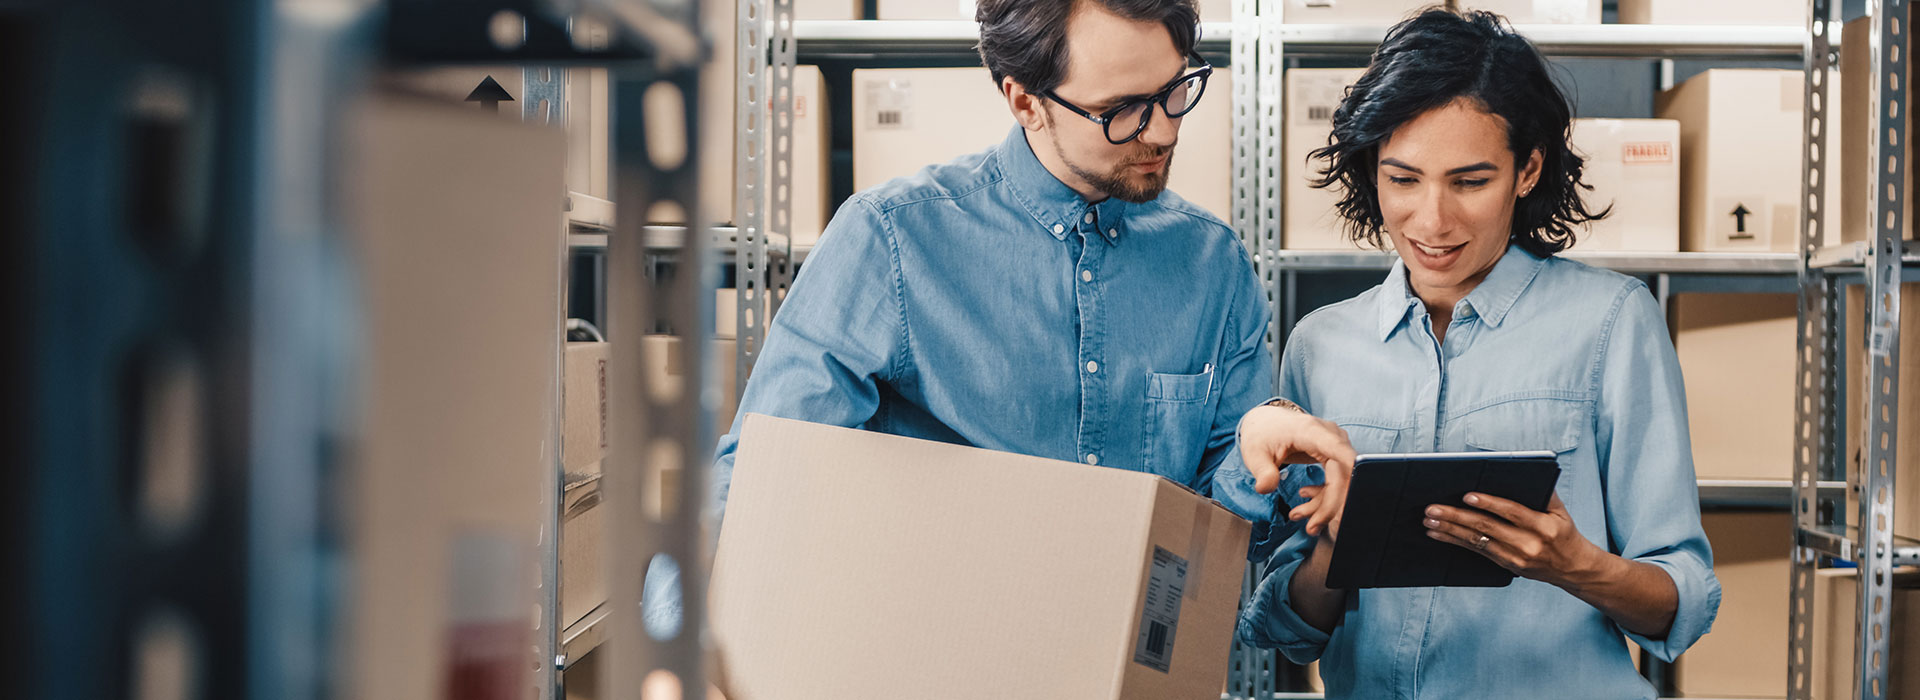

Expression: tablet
xmin=1325 ymin=451 xmax=1561 ymax=589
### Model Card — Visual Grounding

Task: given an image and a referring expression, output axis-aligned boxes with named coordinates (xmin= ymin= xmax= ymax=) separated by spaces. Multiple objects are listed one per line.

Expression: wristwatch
xmin=1261 ymin=397 xmax=1306 ymax=414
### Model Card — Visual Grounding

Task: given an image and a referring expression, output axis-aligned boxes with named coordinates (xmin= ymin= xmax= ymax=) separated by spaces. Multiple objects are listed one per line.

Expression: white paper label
xmin=865 ymin=79 xmax=913 ymax=130
xmin=1132 ymin=546 xmax=1188 ymax=673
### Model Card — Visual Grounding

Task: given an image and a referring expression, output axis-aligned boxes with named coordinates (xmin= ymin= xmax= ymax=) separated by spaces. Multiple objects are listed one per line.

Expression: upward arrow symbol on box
xmin=1730 ymin=204 xmax=1753 ymax=239
xmin=466 ymin=75 xmax=515 ymax=113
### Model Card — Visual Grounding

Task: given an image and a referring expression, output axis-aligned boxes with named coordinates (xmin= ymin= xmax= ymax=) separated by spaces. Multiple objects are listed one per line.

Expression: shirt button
xmin=1052 ymin=223 xmax=1064 ymax=234
xmin=1083 ymin=212 xmax=1094 ymax=224
xmin=1081 ymin=270 xmax=1093 ymax=283
xmin=1108 ymin=229 xmax=1118 ymax=238
xmin=1086 ymin=454 xmax=1099 ymax=465
xmin=1086 ymin=361 xmax=1099 ymax=374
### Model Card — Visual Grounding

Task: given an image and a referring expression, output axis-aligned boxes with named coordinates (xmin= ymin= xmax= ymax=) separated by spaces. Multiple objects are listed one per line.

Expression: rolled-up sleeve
xmin=1594 ymin=283 xmax=1721 ymax=661
xmin=1234 ymin=332 xmax=1334 ymax=660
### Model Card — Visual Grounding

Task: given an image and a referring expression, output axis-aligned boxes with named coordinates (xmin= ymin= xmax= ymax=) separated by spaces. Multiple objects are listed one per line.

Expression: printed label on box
xmin=865 ymin=79 xmax=913 ymax=130
xmin=1132 ymin=546 xmax=1188 ymax=673
xmin=1622 ymin=141 xmax=1673 ymax=164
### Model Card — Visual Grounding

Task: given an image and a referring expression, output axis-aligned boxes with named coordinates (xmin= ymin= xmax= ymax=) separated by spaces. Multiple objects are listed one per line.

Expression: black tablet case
xmin=1325 ymin=454 xmax=1561 ymax=589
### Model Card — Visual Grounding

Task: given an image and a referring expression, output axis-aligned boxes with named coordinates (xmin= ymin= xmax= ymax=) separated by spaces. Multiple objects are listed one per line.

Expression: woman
xmin=1239 ymin=9 xmax=1720 ymax=698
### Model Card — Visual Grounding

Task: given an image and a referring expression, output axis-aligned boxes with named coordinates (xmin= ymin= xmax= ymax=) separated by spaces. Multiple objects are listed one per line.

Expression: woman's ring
xmin=1474 ymin=534 xmax=1492 ymax=551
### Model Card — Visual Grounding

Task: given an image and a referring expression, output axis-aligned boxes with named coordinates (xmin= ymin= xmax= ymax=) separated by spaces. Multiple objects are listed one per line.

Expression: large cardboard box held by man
xmin=710 ymin=415 xmax=1252 ymax=700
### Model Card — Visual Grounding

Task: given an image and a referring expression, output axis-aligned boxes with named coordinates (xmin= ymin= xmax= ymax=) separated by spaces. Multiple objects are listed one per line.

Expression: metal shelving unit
xmin=760 ymin=6 xmax=1842 ymax=699
xmin=1788 ymin=0 xmax=1910 ymax=696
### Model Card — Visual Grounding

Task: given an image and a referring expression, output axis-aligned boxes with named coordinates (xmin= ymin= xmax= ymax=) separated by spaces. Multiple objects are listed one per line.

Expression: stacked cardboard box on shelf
xmin=1568 ymin=118 xmax=1680 ymax=252
xmin=343 ymin=93 xmax=563 ymax=700
xmin=851 ymin=66 xmax=1235 ymax=223
xmin=1670 ymin=293 xmax=1798 ymax=480
xmin=1840 ymin=13 xmax=1916 ymax=246
xmin=1675 ymin=512 xmax=1794 ymax=697
xmin=1809 ymin=568 xmax=1920 ymax=700
xmin=1657 ymin=68 xmax=1842 ymax=253
xmin=711 ymin=415 xmax=1251 ymax=699
xmin=1282 ymin=67 xmax=1366 ymax=250
xmin=1845 ymin=283 xmax=1920 ymax=542
xmin=1616 ymin=0 xmax=1807 ymax=26
xmin=1450 ymin=0 xmax=1599 ymax=24
xmin=881 ymin=0 xmax=1230 ymax=22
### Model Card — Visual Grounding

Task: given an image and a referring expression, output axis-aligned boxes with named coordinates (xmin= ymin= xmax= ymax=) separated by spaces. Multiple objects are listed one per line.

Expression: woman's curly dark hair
xmin=1310 ymin=8 xmax=1607 ymax=257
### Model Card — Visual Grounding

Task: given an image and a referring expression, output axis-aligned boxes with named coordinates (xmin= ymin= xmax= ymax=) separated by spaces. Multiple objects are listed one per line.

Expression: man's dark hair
xmin=975 ymin=0 xmax=1200 ymax=95
xmin=1311 ymin=8 xmax=1607 ymax=257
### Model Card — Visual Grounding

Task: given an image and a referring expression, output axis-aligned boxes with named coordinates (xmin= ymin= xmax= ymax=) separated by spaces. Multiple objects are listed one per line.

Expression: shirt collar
xmin=1373 ymin=243 xmax=1548 ymax=341
xmin=995 ymin=125 xmax=1129 ymax=246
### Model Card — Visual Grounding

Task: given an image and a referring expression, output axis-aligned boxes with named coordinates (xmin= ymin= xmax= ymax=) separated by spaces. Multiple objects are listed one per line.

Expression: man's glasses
xmin=1040 ymin=58 xmax=1213 ymax=146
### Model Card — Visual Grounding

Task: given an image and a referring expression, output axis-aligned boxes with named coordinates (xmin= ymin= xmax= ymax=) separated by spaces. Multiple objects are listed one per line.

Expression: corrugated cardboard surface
xmin=1280 ymin=0 xmax=1432 ymax=24
xmin=1617 ymin=0 xmax=1805 ymax=25
xmin=1676 ymin=512 xmax=1794 ymax=698
xmin=1658 ymin=69 xmax=1841 ymax=253
xmin=1569 ymin=118 xmax=1680 ymax=252
xmin=1810 ymin=568 xmax=1920 ymax=700
xmin=342 ymin=93 xmax=563 ymax=700
xmin=1671 ymin=293 xmax=1797 ymax=480
xmin=1283 ymin=68 xmax=1368 ymax=250
xmin=710 ymin=415 xmax=1250 ymax=700
xmin=1451 ymin=0 xmax=1599 ymax=24
xmin=1845 ymin=284 xmax=1920 ymax=541
xmin=880 ymin=0 xmax=1229 ymax=22
xmin=560 ymin=476 xmax=605 ymax=629
xmin=851 ymin=67 xmax=1235 ymax=223
xmin=1839 ymin=13 xmax=1916 ymax=244
xmin=565 ymin=342 xmax=610 ymax=475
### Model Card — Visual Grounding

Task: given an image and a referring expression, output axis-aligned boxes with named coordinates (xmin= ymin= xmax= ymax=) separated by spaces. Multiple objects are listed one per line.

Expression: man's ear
xmin=1004 ymin=76 xmax=1048 ymax=132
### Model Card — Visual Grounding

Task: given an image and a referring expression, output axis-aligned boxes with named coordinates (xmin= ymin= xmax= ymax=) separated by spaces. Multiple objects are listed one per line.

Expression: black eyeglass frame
xmin=1039 ymin=57 xmax=1215 ymax=145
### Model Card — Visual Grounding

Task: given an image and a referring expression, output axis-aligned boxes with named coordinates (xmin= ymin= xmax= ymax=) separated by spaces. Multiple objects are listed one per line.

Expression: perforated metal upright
xmin=601 ymin=0 xmax=716 ymax=696
xmin=1788 ymin=0 xmax=1913 ymax=697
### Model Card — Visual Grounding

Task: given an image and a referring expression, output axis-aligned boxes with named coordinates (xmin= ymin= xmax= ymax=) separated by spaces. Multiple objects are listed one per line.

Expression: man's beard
xmin=1051 ymin=134 xmax=1175 ymax=203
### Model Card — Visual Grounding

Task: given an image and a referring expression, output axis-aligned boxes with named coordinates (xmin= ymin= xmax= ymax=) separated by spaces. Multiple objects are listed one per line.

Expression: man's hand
xmin=1237 ymin=403 xmax=1358 ymax=538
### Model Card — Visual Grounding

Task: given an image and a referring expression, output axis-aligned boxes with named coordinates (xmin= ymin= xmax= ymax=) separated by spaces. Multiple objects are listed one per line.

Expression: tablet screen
xmin=1325 ymin=451 xmax=1561 ymax=589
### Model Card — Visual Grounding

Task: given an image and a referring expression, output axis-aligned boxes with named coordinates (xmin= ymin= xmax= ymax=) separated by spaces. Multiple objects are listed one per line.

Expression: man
xmin=703 ymin=0 xmax=1352 ymax=538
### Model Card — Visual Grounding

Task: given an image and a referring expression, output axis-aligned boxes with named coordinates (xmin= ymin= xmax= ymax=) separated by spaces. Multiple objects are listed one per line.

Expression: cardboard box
xmin=883 ymin=0 xmax=1228 ymax=21
xmin=1845 ymin=284 xmax=1920 ymax=541
xmin=852 ymin=67 xmax=1235 ymax=222
xmin=560 ymin=476 xmax=605 ymax=629
xmin=1618 ymin=0 xmax=1807 ymax=26
xmin=642 ymin=335 xmax=741 ymax=428
xmin=1811 ymin=568 xmax=1920 ymax=700
xmin=564 ymin=342 xmax=611 ymax=475
xmin=1279 ymin=0 xmax=1431 ymax=24
xmin=1657 ymin=69 xmax=1841 ymax=253
xmin=1840 ymin=14 xmax=1916 ymax=245
xmin=1450 ymin=0 xmax=1600 ymax=24
xmin=1284 ymin=68 xmax=1367 ymax=250
xmin=1568 ymin=118 xmax=1680 ymax=252
xmin=788 ymin=65 xmax=831 ymax=245
xmin=1670 ymin=293 xmax=1797 ymax=480
xmin=1676 ymin=512 xmax=1794 ymax=698
xmin=711 ymin=415 xmax=1252 ymax=700
xmin=342 ymin=93 xmax=564 ymax=700
xmin=566 ymin=67 xmax=610 ymax=201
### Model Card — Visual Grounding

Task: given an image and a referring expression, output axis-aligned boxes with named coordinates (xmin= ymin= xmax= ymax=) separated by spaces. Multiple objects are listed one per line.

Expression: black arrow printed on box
xmin=1730 ymin=204 xmax=1753 ymax=238
xmin=466 ymin=75 xmax=515 ymax=113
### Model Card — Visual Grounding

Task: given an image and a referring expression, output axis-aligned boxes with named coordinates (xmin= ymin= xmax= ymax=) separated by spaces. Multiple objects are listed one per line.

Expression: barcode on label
xmin=876 ymin=110 xmax=903 ymax=126
xmin=1308 ymin=105 xmax=1333 ymax=122
xmin=1145 ymin=621 xmax=1169 ymax=656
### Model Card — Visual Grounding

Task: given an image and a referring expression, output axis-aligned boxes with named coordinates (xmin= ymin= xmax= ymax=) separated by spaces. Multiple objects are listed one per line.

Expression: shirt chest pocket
xmin=1140 ymin=370 xmax=1214 ymax=481
xmin=1460 ymin=398 xmax=1584 ymax=455
xmin=1334 ymin=420 xmax=1410 ymax=455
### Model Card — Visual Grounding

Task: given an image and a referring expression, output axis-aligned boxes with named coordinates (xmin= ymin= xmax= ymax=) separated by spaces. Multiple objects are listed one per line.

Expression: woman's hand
xmin=1238 ymin=404 xmax=1358 ymax=538
xmin=1422 ymin=492 xmax=1604 ymax=588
